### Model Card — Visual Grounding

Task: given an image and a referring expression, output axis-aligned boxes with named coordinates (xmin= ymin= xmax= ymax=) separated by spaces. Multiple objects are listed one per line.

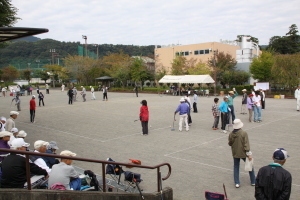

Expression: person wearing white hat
xmin=42 ymin=141 xmax=59 ymax=168
xmin=48 ymin=150 xmax=80 ymax=190
xmin=8 ymin=127 xmax=19 ymax=146
xmin=80 ymin=86 xmax=86 ymax=102
xmin=1 ymin=86 xmax=7 ymax=97
xmin=6 ymin=111 xmax=19 ymax=132
xmin=11 ymin=93 xmax=21 ymax=111
xmin=72 ymin=86 xmax=77 ymax=102
xmin=0 ymin=117 xmax=6 ymax=131
xmin=174 ymin=97 xmax=190 ymax=132
xmin=0 ymin=131 xmax=12 ymax=162
xmin=31 ymin=140 xmax=51 ymax=173
xmin=1 ymin=138 xmax=48 ymax=188
xmin=241 ymin=89 xmax=247 ymax=114
xmin=61 ymin=84 xmax=65 ymax=92
xmin=90 ymin=86 xmax=96 ymax=100
xmin=255 ymin=148 xmax=292 ymax=199
xmin=16 ymin=130 xmax=27 ymax=138
xmin=294 ymin=85 xmax=300 ymax=111
xmin=259 ymin=88 xmax=266 ymax=110
xmin=228 ymin=119 xmax=255 ymax=188
xmin=30 ymin=95 xmax=36 ymax=123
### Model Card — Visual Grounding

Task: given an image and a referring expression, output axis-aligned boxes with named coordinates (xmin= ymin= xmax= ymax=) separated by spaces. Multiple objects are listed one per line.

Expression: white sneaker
xmin=223 ymin=130 xmax=227 ymax=134
xmin=235 ymin=184 xmax=240 ymax=188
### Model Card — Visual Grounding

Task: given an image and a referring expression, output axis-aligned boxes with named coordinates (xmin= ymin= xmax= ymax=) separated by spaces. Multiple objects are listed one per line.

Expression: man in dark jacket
xmin=1 ymin=138 xmax=48 ymax=188
xmin=67 ymin=88 xmax=74 ymax=105
xmin=255 ymin=148 xmax=292 ymax=200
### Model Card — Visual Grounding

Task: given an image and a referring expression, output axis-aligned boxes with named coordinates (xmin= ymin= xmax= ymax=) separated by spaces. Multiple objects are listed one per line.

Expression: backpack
xmin=49 ymin=183 xmax=66 ymax=190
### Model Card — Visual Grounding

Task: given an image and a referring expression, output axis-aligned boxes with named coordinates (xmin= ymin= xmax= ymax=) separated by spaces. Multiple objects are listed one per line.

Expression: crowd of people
xmin=0 ymin=110 xmax=80 ymax=190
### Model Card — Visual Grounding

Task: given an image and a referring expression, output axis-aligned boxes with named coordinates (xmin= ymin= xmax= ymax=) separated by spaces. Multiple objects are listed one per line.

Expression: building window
xmin=205 ymin=49 xmax=210 ymax=54
xmin=199 ymin=50 xmax=204 ymax=54
xmin=175 ymin=51 xmax=189 ymax=56
xmin=184 ymin=51 xmax=189 ymax=56
xmin=194 ymin=50 xmax=199 ymax=55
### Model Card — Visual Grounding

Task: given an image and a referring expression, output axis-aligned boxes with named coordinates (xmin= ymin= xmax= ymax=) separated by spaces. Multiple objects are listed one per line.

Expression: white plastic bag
xmin=245 ymin=157 xmax=253 ymax=171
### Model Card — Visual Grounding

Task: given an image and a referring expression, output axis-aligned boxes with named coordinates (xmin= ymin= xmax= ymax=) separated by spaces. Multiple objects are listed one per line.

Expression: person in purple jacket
xmin=0 ymin=131 xmax=12 ymax=162
xmin=174 ymin=97 xmax=190 ymax=132
xmin=247 ymin=94 xmax=254 ymax=122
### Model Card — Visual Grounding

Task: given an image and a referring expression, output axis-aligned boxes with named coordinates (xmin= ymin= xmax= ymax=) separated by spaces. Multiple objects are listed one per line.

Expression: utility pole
xmin=82 ymin=35 xmax=88 ymax=57
xmin=93 ymin=44 xmax=99 ymax=59
xmin=213 ymin=50 xmax=218 ymax=96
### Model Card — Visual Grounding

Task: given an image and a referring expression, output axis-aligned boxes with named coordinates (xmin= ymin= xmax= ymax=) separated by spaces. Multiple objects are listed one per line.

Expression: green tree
xmin=236 ymin=35 xmax=259 ymax=44
xmin=187 ymin=61 xmax=211 ymax=75
xmin=40 ymin=71 xmax=50 ymax=84
xmin=22 ymin=69 xmax=32 ymax=82
xmin=1 ymin=65 xmax=19 ymax=82
xmin=130 ymin=57 xmax=153 ymax=88
xmin=250 ymin=51 xmax=274 ymax=82
xmin=171 ymin=56 xmax=187 ymax=75
xmin=0 ymin=0 xmax=20 ymax=27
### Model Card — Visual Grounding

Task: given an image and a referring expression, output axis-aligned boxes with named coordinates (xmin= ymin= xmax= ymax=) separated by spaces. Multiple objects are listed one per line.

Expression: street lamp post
xmin=93 ymin=44 xmax=99 ymax=59
xmin=82 ymin=35 xmax=88 ymax=57
xmin=50 ymin=49 xmax=55 ymax=64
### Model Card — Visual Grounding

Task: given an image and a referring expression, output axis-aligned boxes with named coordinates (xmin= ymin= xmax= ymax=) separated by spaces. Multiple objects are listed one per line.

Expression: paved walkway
xmin=2 ymin=90 xmax=299 ymax=200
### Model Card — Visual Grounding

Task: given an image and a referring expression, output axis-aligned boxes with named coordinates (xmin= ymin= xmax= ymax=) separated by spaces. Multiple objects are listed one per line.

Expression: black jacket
xmin=1 ymin=153 xmax=47 ymax=188
xmin=255 ymin=164 xmax=292 ymax=200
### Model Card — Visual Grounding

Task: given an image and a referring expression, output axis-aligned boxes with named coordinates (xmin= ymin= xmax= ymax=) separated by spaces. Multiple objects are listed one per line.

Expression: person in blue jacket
xmin=219 ymin=96 xmax=229 ymax=134
xmin=175 ymin=97 xmax=190 ymax=132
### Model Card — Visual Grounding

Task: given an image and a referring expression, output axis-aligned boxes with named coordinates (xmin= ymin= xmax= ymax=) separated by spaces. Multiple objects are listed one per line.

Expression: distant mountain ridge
xmin=13 ymin=36 xmax=41 ymax=42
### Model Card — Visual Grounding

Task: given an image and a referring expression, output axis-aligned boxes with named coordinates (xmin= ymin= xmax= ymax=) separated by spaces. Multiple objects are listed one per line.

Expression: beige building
xmin=155 ymin=42 xmax=240 ymax=74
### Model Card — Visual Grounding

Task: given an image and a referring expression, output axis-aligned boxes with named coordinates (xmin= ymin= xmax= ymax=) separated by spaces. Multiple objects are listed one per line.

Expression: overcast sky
xmin=12 ymin=0 xmax=300 ymax=46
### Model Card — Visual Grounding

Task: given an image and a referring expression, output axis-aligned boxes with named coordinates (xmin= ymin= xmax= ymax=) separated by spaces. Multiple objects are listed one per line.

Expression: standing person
xmin=6 ymin=111 xmax=19 ymax=132
xmin=253 ymin=91 xmax=262 ymax=123
xmin=36 ymin=85 xmax=40 ymax=94
xmin=61 ymin=84 xmax=65 ymax=92
xmin=29 ymin=85 xmax=33 ymax=95
xmin=0 ymin=131 xmax=12 ymax=162
xmin=184 ymin=95 xmax=192 ymax=125
xmin=294 ymin=85 xmax=300 ymax=111
xmin=102 ymin=86 xmax=108 ymax=101
xmin=247 ymin=94 xmax=254 ymax=122
xmin=193 ymin=92 xmax=198 ymax=113
xmin=38 ymin=92 xmax=45 ymax=106
xmin=211 ymin=98 xmax=220 ymax=130
xmin=259 ymin=89 xmax=266 ymax=110
xmin=174 ymin=97 xmax=189 ymax=132
xmin=80 ymin=86 xmax=86 ymax=102
xmin=45 ymin=84 xmax=50 ymax=94
xmin=0 ymin=117 xmax=6 ymax=131
xmin=139 ymin=100 xmax=149 ymax=136
xmin=228 ymin=119 xmax=255 ymax=188
xmin=2 ymin=87 xmax=7 ymax=97
xmin=16 ymin=85 xmax=21 ymax=96
xmin=12 ymin=94 xmax=21 ymax=111
xmin=219 ymin=97 xmax=229 ymax=134
xmin=72 ymin=87 xmax=77 ymax=102
xmin=67 ymin=88 xmax=73 ymax=105
xmin=227 ymin=89 xmax=238 ymax=125
xmin=90 ymin=86 xmax=96 ymax=100
xmin=255 ymin=148 xmax=292 ymax=200
xmin=251 ymin=89 xmax=255 ymax=96
xmin=134 ymin=85 xmax=138 ymax=97
xmin=241 ymin=89 xmax=247 ymax=114
xmin=30 ymin=95 xmax=36 ymax=123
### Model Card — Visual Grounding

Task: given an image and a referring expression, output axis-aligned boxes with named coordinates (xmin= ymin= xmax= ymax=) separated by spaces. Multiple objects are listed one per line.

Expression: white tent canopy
xmin=158 ymin=75 xmax=215 ymax=84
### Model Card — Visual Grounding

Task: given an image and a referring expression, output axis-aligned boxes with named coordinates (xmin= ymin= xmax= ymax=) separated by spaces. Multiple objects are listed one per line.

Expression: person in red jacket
xmin=140 ymin=100 xmax=149 ymax=136
xmin=30 ymin=95 xmax=36 ymax=123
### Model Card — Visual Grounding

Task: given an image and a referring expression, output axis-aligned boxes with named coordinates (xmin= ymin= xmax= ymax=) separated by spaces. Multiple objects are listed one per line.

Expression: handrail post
xmin=25 ymin=154 xmax=32 ymax=190
xmin=157 ymin=167 xmax=160 ymax=192
xmin=102 ymin=163 xmax=106 ymax=192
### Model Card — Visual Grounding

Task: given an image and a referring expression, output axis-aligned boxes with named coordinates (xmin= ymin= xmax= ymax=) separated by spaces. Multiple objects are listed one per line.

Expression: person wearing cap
xmin=0 ymin=117 xmax=6 ymax=131
xmin=48 ymin=150 xmax=80 ymax=190
xmin=241 ymin=89 xmax=247 ymax=114
xmin=80 ymin=86 xmax=87 ymax=102
xmin=253 ymin=91 xmax=262 ymax=123
xmin=67 ymin=87 xmax=74 ymax=105
xmin=0 ymin=131 xmax=12 ymax=162
xmin=228 ymin=119 xmax=255 ymax=188
xmin=16 ymin=130 xmax=27 ymax=139
xmin=227 ymin=88 xmax=238 ymax=125
xmin=247 ymin=94 xmax=255 ymax=122
xmin=45 ymin=84 xmax=50 ymax=94
xmin=1 ymin=86 xmax=7 ymax=97
xmin=38 ymin=92 xmax=45 ymax=106
xmin=42 ymin=141 xmax=60 ymax=168
xmin=211 ymin=98 xmax=220 ymax=130
xmin=219 ymin=96 xmax=229 ymax=134
xmin=139 ymin=100 xmax=149 ymax=136
xmin=11 ymin=93 xmax=21 ymax=111
xmin=8 ymin=127 xmax=18 ymax=146
xmin=31 ymin=140 xmax=51 ymax=173
xmin=6 ymin=111 xmax=19 ymax=132
xmin=259 ymin=88 xmax=266 ymax=110
xmin=193 ymin=91 xmax=198 ymax=113
xmin=255 ymin=148 xmax=292 ymax=199
xmin=30 ymin=95 xmax=36 ymax=123
xmin=102 ymin=86 xmax=108 ymax=101
xmin=295 ymin=85 xmax=300 ymax=111
xmin=90 ymin=86 xmax=96 ymax=100
xmin=72 ymin=86 xmax=77 ymax=102
xmin=184 ymin=95 xmax=192 ymax=126
xmin=0 ymin=138 xmax=48 ymax=188
xmin=175 ymin=97 xmax=190 ymax=132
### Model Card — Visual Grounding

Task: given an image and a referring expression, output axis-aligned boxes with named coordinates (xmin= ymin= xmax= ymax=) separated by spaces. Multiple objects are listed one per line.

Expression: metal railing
xmin=0 ymin=148 xmax=171 ymax=192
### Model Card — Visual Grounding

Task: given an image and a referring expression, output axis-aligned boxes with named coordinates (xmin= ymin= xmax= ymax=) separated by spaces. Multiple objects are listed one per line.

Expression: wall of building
xmin=155 ymin=42 xmax=240 ymax=74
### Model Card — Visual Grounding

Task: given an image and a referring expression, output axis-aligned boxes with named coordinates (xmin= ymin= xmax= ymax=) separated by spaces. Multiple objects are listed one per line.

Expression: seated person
xmin=42 ymin=141 xmax=60 ymax=168
xmin=1 ymin=138 xmax=48 ymax=188
xmin=16 ymin=130 xmax=27 ymax=139
xmin=8 ymin=127 xmax=18 ymax=146
xmin=0 ymin=131 xmax=11 ymax=162
xmin=48 ymin=150 xmax=81 ymax=190
xmin=31 ymin=140 xmax=51 ymax=174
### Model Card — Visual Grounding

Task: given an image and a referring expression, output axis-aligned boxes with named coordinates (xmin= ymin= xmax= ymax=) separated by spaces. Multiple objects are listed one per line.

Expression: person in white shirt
xmin=0 ymin=117 xmax=6 ymax=131
xmin=252 ymin=91 xmax=262 ymax=123
xmin=2 ymin=87 xmax=7 ymax=97
xmin=193 ymin=92 xmax=198 ymax=113
xmin=61 ymin=84 xmax=65 ymax=92
xmin=90 ymin=86 xmax=96 ymax=100
xmin=294 ymin=85 xmax=300 ymax=111
xmin=80 ymin=86 xmax=86 ymax=102
xmin=31 ymin=140 xmax=51 ymax=174
xmin=8 ymin=127 xmax=18 ymax=146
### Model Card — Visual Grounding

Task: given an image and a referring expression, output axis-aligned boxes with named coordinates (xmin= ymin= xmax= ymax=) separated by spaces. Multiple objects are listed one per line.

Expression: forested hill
xmin=0 ymin=38 xmax=155 ymax=69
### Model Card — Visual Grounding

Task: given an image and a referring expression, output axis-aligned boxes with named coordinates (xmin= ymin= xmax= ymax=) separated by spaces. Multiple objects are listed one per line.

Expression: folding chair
xmin=106 ymin=158 xmax=125 ymax=189
xmin=124 ymin=171 xmax=144 ymax=199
